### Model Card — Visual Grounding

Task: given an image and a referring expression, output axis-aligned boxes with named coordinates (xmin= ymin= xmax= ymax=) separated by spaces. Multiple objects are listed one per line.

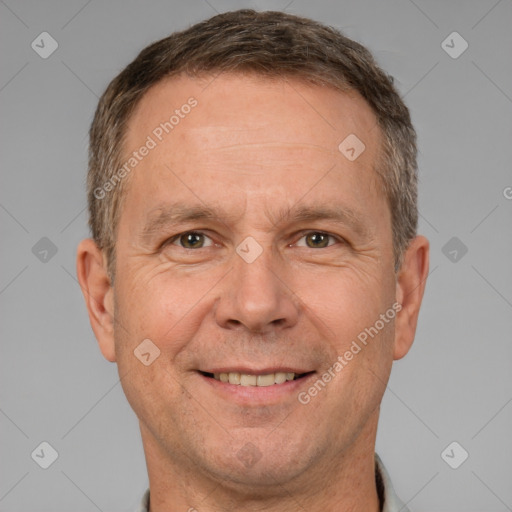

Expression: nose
xmin=214 ymin=247 xmax=299 ymax=334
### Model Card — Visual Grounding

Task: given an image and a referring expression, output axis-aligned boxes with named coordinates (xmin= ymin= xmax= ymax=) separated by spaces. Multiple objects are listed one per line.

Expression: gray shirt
xmin=136 ymin=454 xmax=409 ymax=512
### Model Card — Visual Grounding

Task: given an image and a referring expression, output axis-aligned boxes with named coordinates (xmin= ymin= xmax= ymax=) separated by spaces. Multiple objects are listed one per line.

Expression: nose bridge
xmin=214 ymin=240 xmax=299 ymax=332
xmin=235 ymin=241 xmax=282 ymax=311
xmin=237 ymin=244 xmax=279 ymax=297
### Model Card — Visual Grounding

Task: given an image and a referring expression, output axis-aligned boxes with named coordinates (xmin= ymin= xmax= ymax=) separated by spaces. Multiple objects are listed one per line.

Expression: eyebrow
xmin=271 ymin=204 xmax=372 ymax=238
xmin=140 ymin=203 xmax=226 ymax=241
xmin=139 ymin=202 xmax=372 ymax=242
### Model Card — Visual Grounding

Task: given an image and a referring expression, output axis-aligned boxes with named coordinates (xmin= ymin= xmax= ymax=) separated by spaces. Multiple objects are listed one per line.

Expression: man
xmin=77 ymin=9 xmax=429 ymax=512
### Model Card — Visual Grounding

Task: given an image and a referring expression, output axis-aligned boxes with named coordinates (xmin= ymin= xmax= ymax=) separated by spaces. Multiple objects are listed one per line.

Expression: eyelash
xmin=165 ymin=230 xmax=343 ymax=249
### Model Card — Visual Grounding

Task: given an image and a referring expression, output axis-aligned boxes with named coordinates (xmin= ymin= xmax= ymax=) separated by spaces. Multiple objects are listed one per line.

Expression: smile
xmin=200 ymin=371 xmax=311 ymax=387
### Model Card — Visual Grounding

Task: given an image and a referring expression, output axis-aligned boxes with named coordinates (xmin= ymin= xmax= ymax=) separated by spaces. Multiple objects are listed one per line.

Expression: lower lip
xmin=198 ymin=372 xmax=316 ymax=405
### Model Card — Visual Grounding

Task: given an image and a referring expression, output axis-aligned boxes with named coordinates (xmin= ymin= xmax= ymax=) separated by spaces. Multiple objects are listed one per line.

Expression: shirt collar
xmin=376 ymin=453 xmax=410 ymax=512
xmin=137 ymin=454 xmax=409 ymax=512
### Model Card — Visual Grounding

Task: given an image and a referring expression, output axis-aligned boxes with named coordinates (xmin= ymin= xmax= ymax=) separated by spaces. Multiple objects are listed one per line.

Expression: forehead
xmin=127 ymin=72 xmax=380 ymax=153
xmin=120 ymin=73 xmax=385 ymax=227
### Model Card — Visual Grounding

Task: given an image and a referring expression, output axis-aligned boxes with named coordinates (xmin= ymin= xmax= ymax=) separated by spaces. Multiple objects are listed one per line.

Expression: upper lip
xmin=199 ymin=367 xmax=313 ymax=375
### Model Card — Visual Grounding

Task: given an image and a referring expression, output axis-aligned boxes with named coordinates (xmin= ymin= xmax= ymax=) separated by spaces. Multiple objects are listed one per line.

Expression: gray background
xmin=1 ymin=0 xmax=511 ymax=510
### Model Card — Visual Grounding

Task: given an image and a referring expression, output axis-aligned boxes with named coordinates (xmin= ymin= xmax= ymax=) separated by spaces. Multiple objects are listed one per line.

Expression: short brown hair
xmin=88 ymin=9 xmax=418 ymax=279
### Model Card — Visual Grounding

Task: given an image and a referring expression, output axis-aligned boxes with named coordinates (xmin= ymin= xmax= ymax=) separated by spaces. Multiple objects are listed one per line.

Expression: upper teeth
xmin=214 ymin=372 xmax=296 ymax=386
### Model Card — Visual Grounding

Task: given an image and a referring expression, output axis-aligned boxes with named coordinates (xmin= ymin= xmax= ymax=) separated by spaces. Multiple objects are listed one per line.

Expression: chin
xmin=198 ymin=432 xmax=320 ymax=491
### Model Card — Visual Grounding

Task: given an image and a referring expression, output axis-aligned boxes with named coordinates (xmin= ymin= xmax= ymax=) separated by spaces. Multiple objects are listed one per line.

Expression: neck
xmin=141 ymin=412 xmax=381 ymax=512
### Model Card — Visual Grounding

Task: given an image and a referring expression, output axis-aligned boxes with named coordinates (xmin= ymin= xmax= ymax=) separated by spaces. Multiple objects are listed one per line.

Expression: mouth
xmin=199 ymin=370 xmax=313 ymax=387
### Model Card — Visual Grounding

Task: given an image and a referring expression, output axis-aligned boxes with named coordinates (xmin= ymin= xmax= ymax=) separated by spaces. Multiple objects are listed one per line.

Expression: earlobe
xmin=76 ymin=239 xmax=116 ymax=362
xmin=393 ymin=235 xmax=430 ymax=360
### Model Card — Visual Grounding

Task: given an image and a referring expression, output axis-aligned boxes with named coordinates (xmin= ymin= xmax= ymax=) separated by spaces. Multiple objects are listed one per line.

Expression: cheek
xmin=297 ymin=263 xmax=396 ymax=406
xmin=298 ymin=266 xmax=393 ymax=343
xmin=113 ymin=260 xmax=225 ymax=358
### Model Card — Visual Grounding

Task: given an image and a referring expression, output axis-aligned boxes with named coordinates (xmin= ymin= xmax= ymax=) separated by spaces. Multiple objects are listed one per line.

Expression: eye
xmin=171 ymin=231 xmax=213 ymax=249
xmin=296 ymin=232 xmax=338 ymax=248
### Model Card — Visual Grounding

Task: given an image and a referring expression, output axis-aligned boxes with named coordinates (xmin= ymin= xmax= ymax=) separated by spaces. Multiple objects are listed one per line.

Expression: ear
xmin=393 ymin=235 xmax=429 ymax=360
xmin=76 ymin=238 xmax=116 ymax=362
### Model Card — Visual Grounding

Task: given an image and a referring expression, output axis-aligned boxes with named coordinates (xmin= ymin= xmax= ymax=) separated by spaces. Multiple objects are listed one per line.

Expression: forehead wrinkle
xmin=200 ymin=141 xmax=338 ymax=155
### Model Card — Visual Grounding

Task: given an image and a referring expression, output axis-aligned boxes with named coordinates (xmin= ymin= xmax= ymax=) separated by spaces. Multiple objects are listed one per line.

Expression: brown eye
xmin=304 ymin=232 xmax=332 ymax=248
xmin=297 ymin=231 xmax=336 ymax=249
xmin=175 ymin=232 xmax=208 ymax=249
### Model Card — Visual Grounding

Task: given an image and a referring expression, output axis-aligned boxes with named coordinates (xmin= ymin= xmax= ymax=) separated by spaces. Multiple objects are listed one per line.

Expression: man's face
xmin=104 ymin=74 xmax=400 ymax=487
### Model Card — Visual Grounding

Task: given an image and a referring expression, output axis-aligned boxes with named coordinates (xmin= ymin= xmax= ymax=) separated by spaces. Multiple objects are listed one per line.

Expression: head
xmin=78 ymin=9 xmax=428 ymax=501
xmin=88 ymin=9 xmax=418 ymax=281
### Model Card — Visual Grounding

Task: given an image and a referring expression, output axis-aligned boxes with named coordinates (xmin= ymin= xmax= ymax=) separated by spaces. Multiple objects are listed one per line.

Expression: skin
xmin=77 ymin=73 xmax=429 ymax=512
